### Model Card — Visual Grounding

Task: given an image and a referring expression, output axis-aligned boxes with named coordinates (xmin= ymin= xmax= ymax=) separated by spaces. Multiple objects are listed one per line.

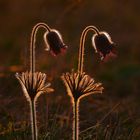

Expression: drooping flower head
xmin=92 ymin=32 xmax=116 ymax=61
xmin=44 ymin=30 xmax=68 ymax=56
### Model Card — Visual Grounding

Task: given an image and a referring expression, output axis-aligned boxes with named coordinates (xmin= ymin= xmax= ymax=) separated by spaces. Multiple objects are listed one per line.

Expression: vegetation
xmin=0 ymin=0 xmax=140 ymax=140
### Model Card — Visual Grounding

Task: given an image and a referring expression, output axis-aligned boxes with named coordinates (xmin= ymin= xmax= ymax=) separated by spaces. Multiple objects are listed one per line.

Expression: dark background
xmin=0 ymin=0 xmax=140 ymax=139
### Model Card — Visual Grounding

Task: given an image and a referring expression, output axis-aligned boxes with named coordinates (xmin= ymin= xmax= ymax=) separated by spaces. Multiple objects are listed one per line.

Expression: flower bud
xmin=92 ymin=32 xmax=116 ymax=61
xmin=44 ymin=30 xmax=67 ymax=56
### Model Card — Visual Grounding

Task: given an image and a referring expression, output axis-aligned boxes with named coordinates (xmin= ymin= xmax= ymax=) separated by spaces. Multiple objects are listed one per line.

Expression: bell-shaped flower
xmin=92 ymin=32 xmax=116 ymax=61
xmin=44 ymin=30 xmax=68 ymax=56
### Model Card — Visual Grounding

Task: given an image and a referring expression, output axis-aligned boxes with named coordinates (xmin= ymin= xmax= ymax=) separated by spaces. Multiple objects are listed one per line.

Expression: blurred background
xmin=0 ymin=0 xmax=140 ymax=139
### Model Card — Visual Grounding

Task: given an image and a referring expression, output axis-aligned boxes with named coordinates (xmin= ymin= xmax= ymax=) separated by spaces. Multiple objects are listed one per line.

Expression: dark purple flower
xmin=44 ymin=30 xmax=67 ymax=56
xmin=92 ymin=32 xmax=116 ymax=61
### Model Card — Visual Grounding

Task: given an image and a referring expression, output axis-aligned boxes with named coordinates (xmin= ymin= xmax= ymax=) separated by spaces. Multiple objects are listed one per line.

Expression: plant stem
xmin=30 ymin=22 xmax=51 ymax=74
xmin=29 ymin=24 xmax=51 ymax=139
xmin=78 ymin=26 xmax=100 ymax=74
xmin=30 ymin=100 xmax=37 ymax=140
xmin=73 ymin=100 xmax=79 ymax=140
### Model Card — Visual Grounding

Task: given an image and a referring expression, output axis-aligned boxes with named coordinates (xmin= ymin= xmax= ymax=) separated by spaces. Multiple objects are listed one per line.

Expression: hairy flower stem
xmin=30 ymin=100 xmax=37 ymax=140
xmin=73 ymin=26 xmax=100 ymax=140
xmin=73 ymin=100 xmax=79 ymax=140
xmin=29 ymin=23 xmax=51 ymax=140
xmin=30 ymin=22 xmax=51 ymax=74
xmin=78 ymin=26 xmax=100 ymax=74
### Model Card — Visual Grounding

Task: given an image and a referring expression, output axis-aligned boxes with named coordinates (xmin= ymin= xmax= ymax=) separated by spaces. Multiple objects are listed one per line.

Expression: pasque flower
xmin=92 ymin=31 xmax=116 ymax=61
xmin=44 ymin=29 xmax=67 ymax=56
xmin=61 ymin=25 xmax=107 ymax=140
xmin=16 ymin=23 xmax=66 ymax=140
xmin=61 ymin=25 xmax=115 ymax=140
